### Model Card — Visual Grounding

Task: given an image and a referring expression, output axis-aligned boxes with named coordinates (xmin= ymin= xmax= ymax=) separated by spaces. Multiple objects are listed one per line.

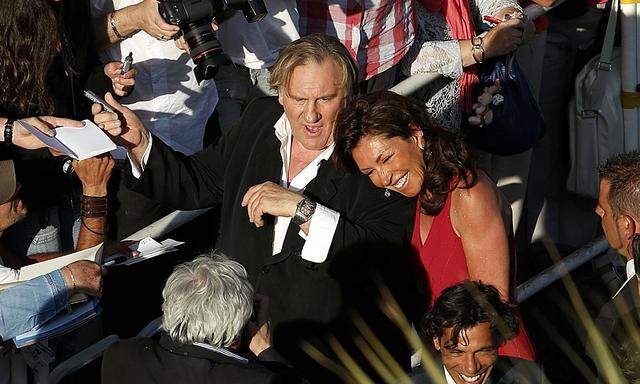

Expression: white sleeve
xmin=128 ymin=135 xmax=153 ymax=179
xmin=477 ymin=0 xmax=523 ymax=19
xmin=402 ymin=4 xmax=464 ymax=79
xmin=298 ymin=203 xmax=340 ymax=263
xmin=0 ymin=266 xmax=20 ymax=284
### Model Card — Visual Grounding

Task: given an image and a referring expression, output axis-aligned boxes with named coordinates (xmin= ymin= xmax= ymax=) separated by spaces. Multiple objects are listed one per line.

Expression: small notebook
xmin=13 ymin=299 xmax=102 ymax=348
xmin=19 ymin=119 xmax=116 ymax=160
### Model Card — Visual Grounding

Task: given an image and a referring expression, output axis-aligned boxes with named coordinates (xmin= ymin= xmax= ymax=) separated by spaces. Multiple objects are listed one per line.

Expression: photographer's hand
xmin=174 ymin=21 xmax=218 ymax=53
xmin=132 ymin=0 xmax=180 ymax=41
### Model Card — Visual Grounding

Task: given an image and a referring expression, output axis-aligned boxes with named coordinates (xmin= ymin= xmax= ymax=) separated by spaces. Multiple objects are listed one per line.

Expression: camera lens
xmin=183 ymin=21 xmax=229 ymax=83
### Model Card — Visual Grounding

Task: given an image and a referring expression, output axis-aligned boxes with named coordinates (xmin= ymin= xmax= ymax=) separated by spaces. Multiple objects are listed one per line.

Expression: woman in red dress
xmin=334 ymin=91 xmax=535 ymax=361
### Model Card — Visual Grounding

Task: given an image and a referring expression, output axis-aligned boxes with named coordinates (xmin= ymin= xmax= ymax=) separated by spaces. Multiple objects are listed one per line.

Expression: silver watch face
xmin=299 ymin=200 xmax=314 ymax=217
xmin=295 ymin=198 xmax=316 ymax=224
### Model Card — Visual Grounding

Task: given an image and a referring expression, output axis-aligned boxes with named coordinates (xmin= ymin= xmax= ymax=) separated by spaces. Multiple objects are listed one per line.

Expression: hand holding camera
xmin=131 ymin=0 xmax=180 ymax=41
xmin=158 ymin=0 xmax=267 ymax=83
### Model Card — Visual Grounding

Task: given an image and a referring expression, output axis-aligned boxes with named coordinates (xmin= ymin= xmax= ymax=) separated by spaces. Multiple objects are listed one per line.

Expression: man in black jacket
xmin=102 ymin=252 xmax=305 ymax=384
xmin=93 ymin=34 xmax=417 ymax=381
xmin=588 ymin=152 xmax=640 ymax=380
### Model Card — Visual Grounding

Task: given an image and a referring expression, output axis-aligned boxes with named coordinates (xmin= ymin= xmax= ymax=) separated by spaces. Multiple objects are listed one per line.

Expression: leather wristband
xmin=81 ymin=195 xmax=108 ymax=218
xmin=4 ymin=119 xmax=14 ymax=146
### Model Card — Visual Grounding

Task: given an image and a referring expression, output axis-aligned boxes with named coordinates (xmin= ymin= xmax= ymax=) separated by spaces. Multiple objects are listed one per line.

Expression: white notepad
xmin=19 ymin=119 xmax=116 ymax=160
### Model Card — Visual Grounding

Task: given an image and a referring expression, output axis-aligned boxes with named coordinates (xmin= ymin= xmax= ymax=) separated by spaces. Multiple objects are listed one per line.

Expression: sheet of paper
xmin=19 ymin=119 xmax=116 ymax=160
xmin=18 ymin=120 xmax=73 ymax=156
xmin=53 ymin=120 xmax=117 ymax=160
xmin=0 ymin=243 xmax=104 ymax=293
xmin=19 ymin=243 xmax=104 ymax=281
xmin=102 ymin=237 xmax=185 ymax=266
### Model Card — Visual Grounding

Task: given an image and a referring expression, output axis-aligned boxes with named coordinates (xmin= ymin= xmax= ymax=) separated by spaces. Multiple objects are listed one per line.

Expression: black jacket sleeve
xmin=123 ymin=112 xmax=245 ymax=210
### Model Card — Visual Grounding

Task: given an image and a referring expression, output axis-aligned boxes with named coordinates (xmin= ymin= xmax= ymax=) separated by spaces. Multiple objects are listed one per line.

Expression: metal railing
xmin=515 ymin=236 xmax=610 ymax=303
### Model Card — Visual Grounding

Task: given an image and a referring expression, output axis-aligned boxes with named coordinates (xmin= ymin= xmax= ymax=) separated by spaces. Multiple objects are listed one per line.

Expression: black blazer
xmin=588 ymin=275 xmax=640 ymax=379
xmin=102 ymin=334 xmax=302 ymax=384
xmin=126 ymin=97 xmax=419 ymax=380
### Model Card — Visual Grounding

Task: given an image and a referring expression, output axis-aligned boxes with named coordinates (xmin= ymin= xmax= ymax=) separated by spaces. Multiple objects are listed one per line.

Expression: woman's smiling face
xmin=351 ymin=132 xmax=426 ymax=197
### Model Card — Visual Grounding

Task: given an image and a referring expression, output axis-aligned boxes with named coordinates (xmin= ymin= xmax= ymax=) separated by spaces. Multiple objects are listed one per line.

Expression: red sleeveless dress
xmin=411 ymin=192 xmax=536 ymax=361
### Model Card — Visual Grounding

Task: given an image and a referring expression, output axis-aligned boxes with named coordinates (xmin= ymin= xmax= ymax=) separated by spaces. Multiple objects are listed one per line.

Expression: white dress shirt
xmin=444 ymin=367 xmax=456 ymax=384
xmin=0 ymin=265 xmax=19 ymax=284
xmin=271 ymin=114 xmax=340 ymax=263
xmin=613 ymin=259 xmax=636 ymax=298
xmin=216 ymin=0 xmax=300 ymax=69
xmin=90 ymin=0 xmax=219 ymax=156
xmin=131 ymin=114 xmax=340 ymax=264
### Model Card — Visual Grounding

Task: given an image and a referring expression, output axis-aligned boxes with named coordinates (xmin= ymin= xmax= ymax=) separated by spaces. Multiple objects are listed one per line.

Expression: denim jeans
xmin=0 ymin=270 xmax=68 ymax=341
xmin=3 ymin=207 xmax=61 ymax=258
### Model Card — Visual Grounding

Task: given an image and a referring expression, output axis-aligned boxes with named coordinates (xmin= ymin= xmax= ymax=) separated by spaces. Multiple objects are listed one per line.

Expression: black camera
xmin=158 ymin=0 xmax=267 ymax=83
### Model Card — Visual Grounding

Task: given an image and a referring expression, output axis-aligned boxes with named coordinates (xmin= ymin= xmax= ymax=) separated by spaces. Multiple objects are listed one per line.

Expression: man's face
xmin=434 ymin=322 xmax=499 ymax=384
xmin=0 ymin=184 xmax=27 ymax=232
xmin=278 ymin=59 xmax=348 ymax=152
xmin=596 ymin=179 xmax=626 ymax=256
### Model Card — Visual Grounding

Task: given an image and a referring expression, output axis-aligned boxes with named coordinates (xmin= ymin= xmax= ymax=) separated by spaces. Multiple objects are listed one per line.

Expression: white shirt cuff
xmin=128 ymin=135 xmax=153 ymax=179
xmin=0 ymin=266 xmax=20 ymax=284
xmin=299 ymin=203 xmax=340 ymax=263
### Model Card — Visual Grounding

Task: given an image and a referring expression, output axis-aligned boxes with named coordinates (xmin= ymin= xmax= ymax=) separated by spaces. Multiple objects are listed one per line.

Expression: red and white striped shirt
xmin=298 ymin=0 xmax=415 ymax=80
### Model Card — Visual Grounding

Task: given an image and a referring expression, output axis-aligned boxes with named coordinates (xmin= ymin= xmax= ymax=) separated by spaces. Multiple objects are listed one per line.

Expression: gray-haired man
xmin=102 ymin=252 xmax=306 ymax=384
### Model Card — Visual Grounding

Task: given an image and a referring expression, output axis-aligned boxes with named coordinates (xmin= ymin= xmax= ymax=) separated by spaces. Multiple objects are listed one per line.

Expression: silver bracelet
xmin=65 ymin=265 xmax=77 ymax=291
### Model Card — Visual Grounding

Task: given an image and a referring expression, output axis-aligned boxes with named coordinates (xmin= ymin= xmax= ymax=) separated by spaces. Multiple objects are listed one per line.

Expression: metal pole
xmin=389 ymin=72 xmax=441 ymax=96
xmin=516 ymin=236 xmax=610 ymax=303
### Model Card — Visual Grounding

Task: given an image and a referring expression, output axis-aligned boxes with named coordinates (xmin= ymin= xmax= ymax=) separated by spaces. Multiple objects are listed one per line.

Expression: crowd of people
xmin=0 ymin=0 xmax=637 ymax=382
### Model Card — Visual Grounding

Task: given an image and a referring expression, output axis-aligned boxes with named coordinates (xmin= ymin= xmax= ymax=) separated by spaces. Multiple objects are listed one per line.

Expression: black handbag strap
xmin=599 ymin=0 xmax=619 ymax=70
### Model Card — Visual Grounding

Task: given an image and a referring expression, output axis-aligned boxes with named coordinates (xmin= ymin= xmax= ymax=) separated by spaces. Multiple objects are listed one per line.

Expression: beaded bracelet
xmin=3 ymin=119 xmax=14 ymax=147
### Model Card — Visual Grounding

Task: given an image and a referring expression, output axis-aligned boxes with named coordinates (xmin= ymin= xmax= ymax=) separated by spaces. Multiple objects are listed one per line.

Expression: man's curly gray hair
xmin=161 ymin=251 xmax=254 ymax=347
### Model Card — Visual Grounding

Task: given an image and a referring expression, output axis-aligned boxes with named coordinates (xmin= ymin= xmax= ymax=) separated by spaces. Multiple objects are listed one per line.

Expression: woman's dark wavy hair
xmin=422 ymin=281 xmax=519 ymax=347
xmin=333 ymin=91 xmax=476 ymax=215
xmin=0 ymin=0 xmax=59 ymax=117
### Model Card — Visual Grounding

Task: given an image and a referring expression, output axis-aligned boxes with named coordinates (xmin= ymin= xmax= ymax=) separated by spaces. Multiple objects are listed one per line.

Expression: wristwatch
xmin=292 ymin=197 xmax=317 ymax=226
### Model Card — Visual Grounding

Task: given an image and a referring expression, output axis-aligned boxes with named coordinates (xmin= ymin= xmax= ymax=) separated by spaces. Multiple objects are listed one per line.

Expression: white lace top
xmin=401 ymin=0 xmax=522 ymax=130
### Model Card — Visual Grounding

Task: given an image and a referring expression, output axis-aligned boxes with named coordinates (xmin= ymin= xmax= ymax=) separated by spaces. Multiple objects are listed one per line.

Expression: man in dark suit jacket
xmin=588 ymin=152 xmax=640 ymax=381
xmin=102 ymin=253 xmax=305 ymax=384
xmin=410 ymin=281 xmax=550 ymax=384
xmin=94 ymin=34 xmax=417 ymax=381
